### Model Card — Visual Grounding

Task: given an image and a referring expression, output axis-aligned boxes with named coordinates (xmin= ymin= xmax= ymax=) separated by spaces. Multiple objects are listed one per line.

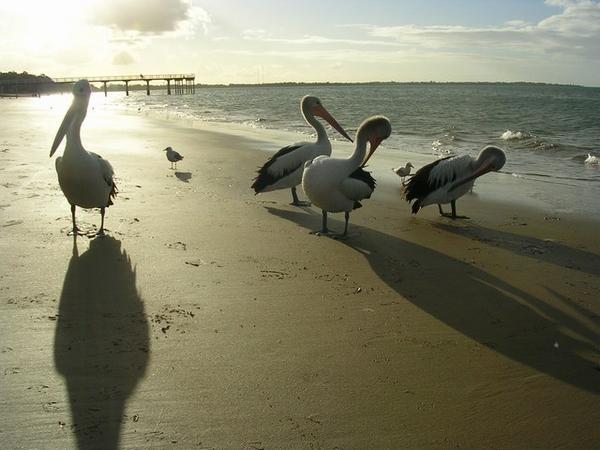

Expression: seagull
xmin=302 ymin=116 xmax=392 ymax=237
xmin=392 ymin=162 xmax=414 ymax=182
xmin=404 ymin=146 xmax=506 ymax=219
xmin=50 ymin=79 xmax=117 ymax=236
xmin=251 ymin=95 xmax=352 ymax=206
xmin=164 ymin=146 xmax=183 ymax=169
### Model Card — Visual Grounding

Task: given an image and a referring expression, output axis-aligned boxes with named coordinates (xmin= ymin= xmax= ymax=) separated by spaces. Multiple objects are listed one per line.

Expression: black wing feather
xmin=349 ymin=167 xmax=376 ymax=191
xmin=404 ymin=156 xmax=453 ymax=203
xmin=251 ymin=144 xmax=303 ymax=193
xmin=349 ymin=166 xmax=376 ymax=210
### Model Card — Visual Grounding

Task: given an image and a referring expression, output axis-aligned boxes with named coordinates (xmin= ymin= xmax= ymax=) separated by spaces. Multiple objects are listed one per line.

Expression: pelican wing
xmin=251 ymin=143 xmax=309 ymax=192
xmin=341 ymin=167 xmax=376 ymax=208
xmin=90 ymin=152 xmax=118 ymax=205
xmin=404 ymin=156 xmax=453 ymax=202
xmin=428 ymin=154 xmax=472 ymax=188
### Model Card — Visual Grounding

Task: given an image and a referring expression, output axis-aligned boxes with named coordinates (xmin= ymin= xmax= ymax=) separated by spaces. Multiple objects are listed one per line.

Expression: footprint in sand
xmin=3 ymin=219 xmax=23 ymax=227
xmin=166 ymin=241 xmax=187 ymax=251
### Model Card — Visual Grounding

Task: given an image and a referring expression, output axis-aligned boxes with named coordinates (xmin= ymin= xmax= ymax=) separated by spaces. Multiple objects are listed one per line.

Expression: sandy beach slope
xmin=1 ymin=98 xmax=599 ymax=449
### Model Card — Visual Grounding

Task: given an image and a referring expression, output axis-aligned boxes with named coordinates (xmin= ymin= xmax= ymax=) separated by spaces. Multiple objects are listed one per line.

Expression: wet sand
xmin=1 ymin=98 xmax=599 ymax=449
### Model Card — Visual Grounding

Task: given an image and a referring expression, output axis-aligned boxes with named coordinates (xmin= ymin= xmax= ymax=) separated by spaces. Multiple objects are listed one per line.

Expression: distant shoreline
xmin=35 ymin=80 xmax=599 ymax=95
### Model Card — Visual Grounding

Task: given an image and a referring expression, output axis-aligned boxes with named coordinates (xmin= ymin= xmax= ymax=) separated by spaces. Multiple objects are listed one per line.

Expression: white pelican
xmin=50 ymin=79 xmax=117 ymax=236
xmin=404 ymin=146 xmax=505 ymax=219
xmin=392 ymin=162 xmax=413 ymax=182
xmin=251 ymin=95 xmax=352 ymax=206
xmin=164 ymin=146 xmax=183 ymax=169
xmin=302 ymin=116 xmax=392 ymax=236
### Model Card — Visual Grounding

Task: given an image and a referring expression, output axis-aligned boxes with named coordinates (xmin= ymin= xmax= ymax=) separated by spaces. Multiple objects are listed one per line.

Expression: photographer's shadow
xmin=54 ymin=236 xmax=150 ymax=449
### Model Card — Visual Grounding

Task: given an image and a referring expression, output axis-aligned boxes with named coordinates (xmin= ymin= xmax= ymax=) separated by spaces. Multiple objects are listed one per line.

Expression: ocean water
xmin=53 ymin=83 xmax=600 ymax=217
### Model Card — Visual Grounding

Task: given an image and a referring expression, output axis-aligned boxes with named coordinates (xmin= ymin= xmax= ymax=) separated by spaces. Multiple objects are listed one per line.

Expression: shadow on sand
xmin=266 ymin=207 xmax=600 ymax=394
xmin=175 ymin=171 xmax=192 ymax=183
xmin=54 ymin=236 xmax=149 ymax=449
xmin=433 ymin=222 xmax=600 ymax=276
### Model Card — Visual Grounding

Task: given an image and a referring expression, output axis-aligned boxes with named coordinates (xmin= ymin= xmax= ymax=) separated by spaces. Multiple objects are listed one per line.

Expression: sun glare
xmin=19 ymin=0 xmax=95 ymax=53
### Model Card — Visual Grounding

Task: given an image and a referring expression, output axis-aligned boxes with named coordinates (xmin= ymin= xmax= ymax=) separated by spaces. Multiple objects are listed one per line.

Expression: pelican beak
xmin=50 ymin=105 xmax=76 ymax=157
xmin=362 ymin=137 xmax=383 ymax=167
xmin=448 ymin=160 xmax=494 ymax=192
xmin=313 ymin=105 xmax=353 ymax=143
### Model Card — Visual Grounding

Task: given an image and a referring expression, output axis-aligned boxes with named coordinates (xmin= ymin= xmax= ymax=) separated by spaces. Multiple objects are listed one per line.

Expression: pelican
xmin=50 ymin=80 xmax=117 ymax=236
xmin=251 ymin=95 xmax=352 ymax=206
xmin=164 ymin=146 xmax=183 ymax=169
xmin=392 ymin=162 xmax=413 ymax=182
xmin=404 ymin=146 xmax=506 ymax=219
xmin=302 ymin=116 xmax=392 ymax=236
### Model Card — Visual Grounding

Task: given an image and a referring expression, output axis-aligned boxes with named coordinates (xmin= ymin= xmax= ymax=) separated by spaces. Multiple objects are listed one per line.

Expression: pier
xmin=0 ymin=73 xmax=195 ymax=97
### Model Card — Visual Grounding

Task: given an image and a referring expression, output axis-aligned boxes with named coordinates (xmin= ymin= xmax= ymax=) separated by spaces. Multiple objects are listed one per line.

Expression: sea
xmin=57 ymin=83 xmax=600 ymax=219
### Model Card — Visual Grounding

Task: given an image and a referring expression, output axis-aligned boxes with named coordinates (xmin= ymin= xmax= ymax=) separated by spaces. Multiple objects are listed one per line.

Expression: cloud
xmin=349 ymin=1 xmax=600 ymax=59
xmin=112 ymin=50 xmax=135 ymax=65
xmin=89 ymin=0 xmax=210 ymax=37
xmin=90 ymin=0 xmax=188 ymax=33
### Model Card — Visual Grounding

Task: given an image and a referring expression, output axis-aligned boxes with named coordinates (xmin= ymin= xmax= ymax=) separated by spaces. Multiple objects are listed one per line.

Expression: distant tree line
xmin=0 ymin=71 xmax=56 ymax=96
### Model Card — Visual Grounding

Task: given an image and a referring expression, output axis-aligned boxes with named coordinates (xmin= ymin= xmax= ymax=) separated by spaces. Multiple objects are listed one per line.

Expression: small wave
xmin=242 ymin=119 xmax=268 ymax=129
xmin=431 ymin=139 xmax=453 ymax=157
xmin=501 ymin=130 xmax=530 ymax=140
xmin=585 ymin=153 xmax=600 ymax=166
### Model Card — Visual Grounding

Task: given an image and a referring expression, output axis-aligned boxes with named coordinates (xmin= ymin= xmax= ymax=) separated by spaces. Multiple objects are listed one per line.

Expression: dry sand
xmin=1 ymin=97 xmax=599 ymax=449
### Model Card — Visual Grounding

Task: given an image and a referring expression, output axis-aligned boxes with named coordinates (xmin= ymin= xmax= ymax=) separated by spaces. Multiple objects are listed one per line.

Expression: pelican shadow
xmin=266 ymin=207 xmax=599 ymax=393
xmin=54 ymin=236 xmax=150 ymax=449
xmin=175 ymin=171 xmax=192 ymax=183
xmin=432 ymin=222 xmax=600 ymax=276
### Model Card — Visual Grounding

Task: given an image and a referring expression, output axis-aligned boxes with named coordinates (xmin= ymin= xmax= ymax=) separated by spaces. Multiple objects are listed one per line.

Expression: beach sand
xmin=1 ymin=97 xmax=599 ymax=449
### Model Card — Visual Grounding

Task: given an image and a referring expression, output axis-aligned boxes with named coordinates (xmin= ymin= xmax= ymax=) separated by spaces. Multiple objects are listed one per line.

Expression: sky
xmin=1 ymin=0 xmax=599 ymax=86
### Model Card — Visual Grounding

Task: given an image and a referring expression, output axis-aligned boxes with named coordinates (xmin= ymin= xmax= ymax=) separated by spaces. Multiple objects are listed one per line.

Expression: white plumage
xmin=302 ymin=116 xmax=392 ymax=236
xmin=251 ymin=95 xmax=352 ymax=206
xmin=50 ymin=79 xmax=117 ymax=236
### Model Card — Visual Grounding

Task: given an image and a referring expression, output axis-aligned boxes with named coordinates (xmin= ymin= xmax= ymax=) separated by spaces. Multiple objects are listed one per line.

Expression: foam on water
xmin=501 ymin=130 xmax=530 ymax=140
xmin=585 ymin=153 xmax=600 ymax=165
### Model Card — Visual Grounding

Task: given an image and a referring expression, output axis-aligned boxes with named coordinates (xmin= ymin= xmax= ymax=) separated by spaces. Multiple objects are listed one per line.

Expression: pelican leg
xmin=67 ymin=204 xmax=84 ymax=236
xmin=70 ymin=204 xmax=78 ymax=235
xmin=343 ymin=211 xmax=350 ymax=236
xmin=97 ymin=207 xmax=106 ymax=236
xmin=438 ymin=204 xmax=445 ymax=215
xmin=320 ymin=209 xmax=328 ymax=233
xmin=330 ymin=211 xmax=352 ymax=240
xmin=310 ymin=210 xmax=333 ymax=236
xmin=290 ymin=187 xmax=311 ymax=207
xmin=441 ymin=200 xmax=469 ymax=219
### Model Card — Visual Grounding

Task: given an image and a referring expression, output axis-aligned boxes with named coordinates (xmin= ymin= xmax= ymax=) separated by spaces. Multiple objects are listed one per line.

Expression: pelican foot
xmin=290 ymin=200 xmax=312 ymax=207
xmin=310 ymin=229 xmax=341 ymax=238
xmin=67 ymin=227 xmax=87 ymax=237
xmin=441 ymin=213 xmax=470 ymax=220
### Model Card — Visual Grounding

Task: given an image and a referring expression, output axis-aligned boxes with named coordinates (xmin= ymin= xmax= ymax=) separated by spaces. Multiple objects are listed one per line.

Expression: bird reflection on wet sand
xmin=54 ymin=236 xmax=149 ymax=449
